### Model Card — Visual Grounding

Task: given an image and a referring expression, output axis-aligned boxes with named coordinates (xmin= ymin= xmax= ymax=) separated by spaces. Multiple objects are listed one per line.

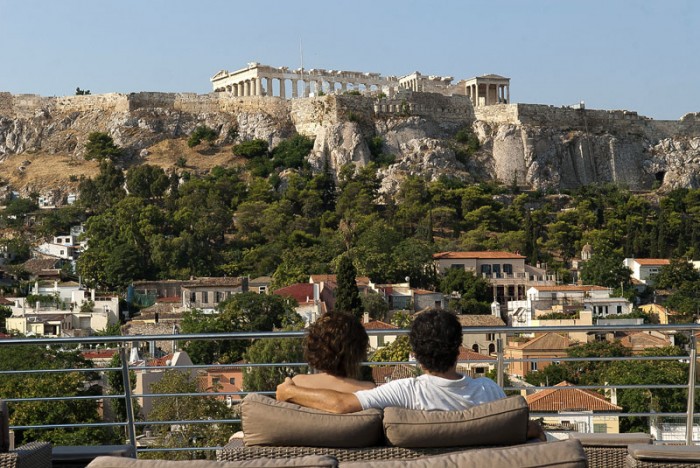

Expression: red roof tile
xmin=363 ymin=320 xmax=398 ymax=330
xmin=631 ymin=258 xmax=671 ymax=266
xmin=526 ymin=381 xmax=621 ymax=412
xmin=457 ymin=346 xmax=495 ymax=361
xmin=274 ymin=283 xmax=315 ymax=304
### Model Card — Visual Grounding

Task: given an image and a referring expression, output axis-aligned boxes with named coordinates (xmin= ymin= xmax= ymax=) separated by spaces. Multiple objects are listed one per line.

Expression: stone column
xmin=255 ymin=78 xmax=262 ymax=96
xmin=506 ymin=85 xmax=510 ymax=104
xmin=291 ymin=79 xmax=298 ymax=98
xmin=279 ymin=78 xmax=286 ymax=99
xmin=304 ymin=80 xmax=310 ymax=97
xmin=341 ymin=82 xmax=347 ymax=91
xmin=328 ymin=81 xmax=335 ymax=94
xmin=245 ymin=80 xmax=251 ymax=97
xmin=266 ymin=77 xmax=274 ymax=96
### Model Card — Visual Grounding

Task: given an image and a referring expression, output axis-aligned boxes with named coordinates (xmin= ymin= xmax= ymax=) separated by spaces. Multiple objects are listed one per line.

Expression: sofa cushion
xmin=627 ymin=443 xmax=700 ymax=462
xmin=87 ymin=455 xmax=338 ymax=467
xmin=568 ymin=432 xmax=652 ymax=447
xmin=241 ymin=393 xmax=383 ymax=448
xmin=382 ymin=395 xmax=528 ymax=448
xmin=341 ymin=439 xmax=586 ymax=468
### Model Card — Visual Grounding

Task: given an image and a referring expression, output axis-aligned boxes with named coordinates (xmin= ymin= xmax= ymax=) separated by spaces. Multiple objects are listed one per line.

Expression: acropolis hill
xmin=1 ymin=61 xmax=700 ymax=201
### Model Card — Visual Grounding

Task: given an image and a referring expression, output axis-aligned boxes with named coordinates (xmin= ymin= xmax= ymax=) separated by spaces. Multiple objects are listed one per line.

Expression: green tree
xmin=105 ymin=353 xmax=139 ymax=441
xmin=84 ymin=132 xmax=122 ymax=161
xmin=232 ymin=139 xmax=268 ymax=158
xmin=126 ymin=165 xmax=169 ymax=199
xmin=271 ymin=134 xmax=314 ymax=169
xmin=242 ymin=334 xmax=305 ymax=392
xmin=187 ymin=126 xmax=218 ymax=148
xmin=370 ymin=336 xmax=412 ymax=363
xmin=361 ymin=293 xmax=390 ymax=321
xmin=181 ymin=293 xmax=302 ymax=364
xmin=0 ymin=305 xmax=11 ymax=333
xmin=146 ymin=370 xmax=237 ymax=460
xmin=335 ymin=255 xmax=363 ymax=318
xmin=0 ymin=345 xmax=108 ymax=446
xmin=580 ymin=244 xmax=631 ymax=289
xmin=654 ymin=258 xmax=700 ymax=290
xmin=78 ymin=160 xmax=126 ymax=213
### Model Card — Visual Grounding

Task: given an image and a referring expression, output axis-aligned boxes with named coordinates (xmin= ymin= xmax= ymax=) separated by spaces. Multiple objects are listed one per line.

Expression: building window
xmin=488 ymin=343 xmax=496 ymax=354
xmin=202 ymin=291 xmax=208 ymax=304
xmin=229 ymin=377 xmax=236 ymax=385
xmin=434 ymin=300 xmax=442 ymax=309
xmin=617 ymin=305 xmax=622 ymax=314
xmin=472 ymin=344 xmax=479 ymax=352
xmin=487 ymin=333 xmax=495 ymax=341
xmin=189 ymin=292 xmax=196 ymax=303
xmin=503 ymin=263 xmax=513 ymax=274
xmin=215 ymin=291 xmax=222 ymax=302
xmin=481 ymin=264 xmax=491 ymax=276
xmin=212 ymin=377 xmax=220 ymax=387
xmin=593 ymin=423 xmax=607 ymax=434
xmin=259 ymin=286 xmax=267 ymax=294
xmin=492 ymin=264 xmax=501 ymax=277
xmin=530 ymin=361 xmax=538 ymax=372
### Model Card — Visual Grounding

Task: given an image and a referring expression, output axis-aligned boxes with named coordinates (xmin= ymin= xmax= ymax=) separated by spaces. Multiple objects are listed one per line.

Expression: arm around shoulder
xmin=276 ymin=377 xmax=363 ymax=414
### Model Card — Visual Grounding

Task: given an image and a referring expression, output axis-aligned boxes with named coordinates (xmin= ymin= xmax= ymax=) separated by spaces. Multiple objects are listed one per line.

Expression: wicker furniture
xmin=568 ymin=432 xmax=653 ymax=468
xmin=217 ymin=438 xmax=491 ymax=462
xmin=0 ymin=441 xmax=53 ymax=468
xmin=626 ymin=443 xmax=700 ymax=468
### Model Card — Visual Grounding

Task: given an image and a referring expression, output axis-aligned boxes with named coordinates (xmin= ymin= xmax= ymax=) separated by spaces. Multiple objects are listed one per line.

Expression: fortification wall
xmin=474 ymin=104 xmax=519 ymax=124
xmin=0 ymin=92 xmax=14 ymax=116
xmin=374 ymin=92 xmax=474 ymax=123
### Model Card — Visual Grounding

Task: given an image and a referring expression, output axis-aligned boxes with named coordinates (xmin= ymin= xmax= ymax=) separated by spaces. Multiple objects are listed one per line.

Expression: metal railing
xmin=0 ymin=323 xmax=698 ymax=458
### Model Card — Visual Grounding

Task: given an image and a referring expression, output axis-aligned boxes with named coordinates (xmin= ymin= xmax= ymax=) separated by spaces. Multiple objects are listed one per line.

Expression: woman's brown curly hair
xmin=304 ymin=312 xmax=369 ymax=379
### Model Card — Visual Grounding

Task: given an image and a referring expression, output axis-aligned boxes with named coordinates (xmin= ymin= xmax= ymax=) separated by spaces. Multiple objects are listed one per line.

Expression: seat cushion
xmin=341 ymin=439 xmax=586 ymax=468
xmin=382 ymin=395 xmax=528 ymax=448
xmin=241 ymin=393 xmax=383 ymax=448
xmin=627 ymin=443 xmax=700 ymax=462
xmin=568 ymin=432 xmax=652 ymax=447
xmin=87 ymin=455 xmax=338 ymax=467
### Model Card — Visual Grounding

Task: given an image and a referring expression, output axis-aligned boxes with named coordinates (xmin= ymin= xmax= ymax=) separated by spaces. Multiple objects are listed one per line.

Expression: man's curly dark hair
xmin=305 ymin=312 xmax=369 ymax=379
xmin=409 ymin=309 xmax=462 ymax=373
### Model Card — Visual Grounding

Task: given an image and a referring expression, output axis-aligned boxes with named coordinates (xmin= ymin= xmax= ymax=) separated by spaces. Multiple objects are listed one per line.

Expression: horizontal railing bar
xmin=0 ymin=367 xmax=116 ymax=375
xmin=2 ymin=323 xmax=699 ymax=347
xmin=134 ymin=418 xmax=240 ymax=426
xmin=4 ymin=394 xmax=126 ymax=403
xmin=11 ymin=422 xmax=126 ymax=430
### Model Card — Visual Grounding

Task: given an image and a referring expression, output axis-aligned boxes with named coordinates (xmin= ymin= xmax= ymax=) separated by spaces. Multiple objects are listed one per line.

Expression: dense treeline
xmin=6 ymin=132 xmax=700 ymax=298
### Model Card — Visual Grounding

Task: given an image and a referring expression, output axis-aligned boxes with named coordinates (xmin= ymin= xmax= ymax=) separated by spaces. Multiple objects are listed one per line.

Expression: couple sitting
xmin=278 ymin=308 xmax=544 ymax=440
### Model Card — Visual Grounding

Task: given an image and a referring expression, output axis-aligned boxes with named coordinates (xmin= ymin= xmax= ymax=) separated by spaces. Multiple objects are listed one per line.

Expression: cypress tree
xmin=335 ymin=255 xmax=363 ymax=318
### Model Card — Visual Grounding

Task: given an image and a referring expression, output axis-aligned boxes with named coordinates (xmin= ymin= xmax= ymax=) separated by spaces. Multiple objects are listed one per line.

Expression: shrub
xmin=175 ymin=156 xmax=187 ymax=168
xmin=232 ymin=139 xmax=269 ymax=158
xmin=271 ymin=134 xmax=314 ymax=170
xmin=187 ymin=126 xmax=218 ymax=148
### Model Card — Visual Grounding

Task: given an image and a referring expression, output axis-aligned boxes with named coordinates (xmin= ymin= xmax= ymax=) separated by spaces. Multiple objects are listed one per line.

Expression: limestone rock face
xmin=307 ymin=122 xmax=371 ymax=173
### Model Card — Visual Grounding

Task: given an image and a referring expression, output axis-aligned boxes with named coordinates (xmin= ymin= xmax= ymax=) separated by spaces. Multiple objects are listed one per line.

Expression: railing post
xmin=686 ymin=332 xmax=697 ymax=446
xmin=119 ymin=347 xmax=138 ymax=453
xmin=496 ymin=335 xmax=504 ymax=388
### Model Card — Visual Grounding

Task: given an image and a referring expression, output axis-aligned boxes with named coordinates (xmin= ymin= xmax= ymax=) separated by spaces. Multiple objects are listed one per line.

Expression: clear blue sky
xmin=1 ymin=0 xmax=698 ymax=120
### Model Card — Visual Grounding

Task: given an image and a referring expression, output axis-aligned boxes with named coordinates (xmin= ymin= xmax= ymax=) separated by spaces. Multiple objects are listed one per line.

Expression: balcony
xmin=0 ymin=323 xmax=699 ymax=464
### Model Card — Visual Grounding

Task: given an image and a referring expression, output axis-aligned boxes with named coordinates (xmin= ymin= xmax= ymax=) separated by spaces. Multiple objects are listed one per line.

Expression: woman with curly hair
xmin=292 ymin=312 xmax=375 ymax=392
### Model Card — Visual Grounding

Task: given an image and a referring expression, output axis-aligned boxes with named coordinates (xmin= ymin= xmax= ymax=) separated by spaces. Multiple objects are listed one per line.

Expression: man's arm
xmin=276 ymin=377 xmax=363 ymax=413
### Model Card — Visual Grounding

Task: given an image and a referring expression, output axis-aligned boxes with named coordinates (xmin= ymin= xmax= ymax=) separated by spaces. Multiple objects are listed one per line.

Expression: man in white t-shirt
xmin=277 ymin=309 xmax=543 ymax=439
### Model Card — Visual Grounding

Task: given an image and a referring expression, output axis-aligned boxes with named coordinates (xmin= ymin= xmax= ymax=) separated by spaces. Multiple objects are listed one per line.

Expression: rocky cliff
xmin=1 ymin=90 xmax=699 ymax=203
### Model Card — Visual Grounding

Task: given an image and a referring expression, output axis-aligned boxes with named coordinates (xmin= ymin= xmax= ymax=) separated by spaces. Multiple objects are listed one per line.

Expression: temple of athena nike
xmin=211 ymin=62 xmax=510 ymax=107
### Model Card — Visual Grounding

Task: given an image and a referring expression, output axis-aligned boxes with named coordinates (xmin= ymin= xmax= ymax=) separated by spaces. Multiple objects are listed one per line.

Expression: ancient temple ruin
xmin=210 ymin=62 xmax=510 ymax=106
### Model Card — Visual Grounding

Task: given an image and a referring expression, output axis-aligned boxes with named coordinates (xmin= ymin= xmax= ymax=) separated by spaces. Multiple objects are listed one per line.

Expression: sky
xmin=1 ymin=0 xmax=698 ymax=120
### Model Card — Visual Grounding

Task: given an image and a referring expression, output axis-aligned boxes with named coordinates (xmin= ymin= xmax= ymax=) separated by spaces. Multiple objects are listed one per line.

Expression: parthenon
xmin=210 ymin=62 xmax=510 ymax=107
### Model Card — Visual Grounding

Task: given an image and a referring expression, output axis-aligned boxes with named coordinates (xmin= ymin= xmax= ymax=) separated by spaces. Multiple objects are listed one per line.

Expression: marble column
xmin=291 ymin=79 xmax=298 ymax=98
xmin=304 ymin=81 xmax=310 ymax=97
xmin=341 ymin=82 xmax=347 ymax=91
xmin=266 ymin=77 xmax=274 ymax=97
xmin=255 ymin=78 xmax=262 ymax=96
xmin=279 ymin=78 xmax=286 ymax=99
xmin=506 ymin=85 xmax=510 ymax=103
xmin=245 ymin=80 xmax=251 ymax=96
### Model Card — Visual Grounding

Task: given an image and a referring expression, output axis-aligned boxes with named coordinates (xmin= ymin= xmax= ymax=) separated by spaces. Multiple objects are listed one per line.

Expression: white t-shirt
xmin=355 ymin=374 xmax=506 ymax=411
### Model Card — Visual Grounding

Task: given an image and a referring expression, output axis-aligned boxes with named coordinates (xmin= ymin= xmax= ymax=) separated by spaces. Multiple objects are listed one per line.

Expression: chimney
xmin=90 ymin=289 xmax=95 ymax=301
xmin=313 ymin=283 xmax=320 ymax=302
xmin=363 ymin=312 xmax=370 ymax=324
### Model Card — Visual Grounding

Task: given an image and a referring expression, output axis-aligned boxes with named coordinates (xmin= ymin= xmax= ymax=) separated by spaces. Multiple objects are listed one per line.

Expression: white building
xmin=507 ymin=285 xmax=633 ymax=327
xmin=623 ymin=258 xmax=670 ymax=286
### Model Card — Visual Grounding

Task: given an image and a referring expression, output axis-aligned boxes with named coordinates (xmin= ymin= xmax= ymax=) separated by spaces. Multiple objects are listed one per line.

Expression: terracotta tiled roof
xmin=518 ymin=333 xmax=570 ymax=350
xmin=363 ymin=320 xmax=398 ymax=330
xmin=531 ymin=285 xmax=609 ymax=292
xmin=274 ymin=283 xmax=316 ymax=304
xmin=433 ymin=251 xmax=525 ymax=260
xmin=457 ymin=346 xmax=495 ymax=361
xmin=249 ymin=276 xmax=272 ymax=285
xmin=21 ymin=258 xmax=62 ymax=276
xmin=526 ymin=381 xmax=622 ymax=412
xmin=619 ymin=332 xmax=671 ymax=349
xmin=457 ymin=315 xmax=506 ymax=327
xmin=631 ymin=258 xmax=671 ymax=266
xmin=371 ymin=364 xmax=418 ymax=384
xmin=0 ymin=297 xmax=14 ymax=305
xmin=147 ymin=353 xmax=175 ymax=367
xmin=413 ymin=289 xmax=439 ymax=295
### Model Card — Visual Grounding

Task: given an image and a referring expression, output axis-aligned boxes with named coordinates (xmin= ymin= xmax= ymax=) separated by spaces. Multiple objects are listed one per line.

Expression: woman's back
xmin=293 ymin=373 xmax=375 ymax=393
